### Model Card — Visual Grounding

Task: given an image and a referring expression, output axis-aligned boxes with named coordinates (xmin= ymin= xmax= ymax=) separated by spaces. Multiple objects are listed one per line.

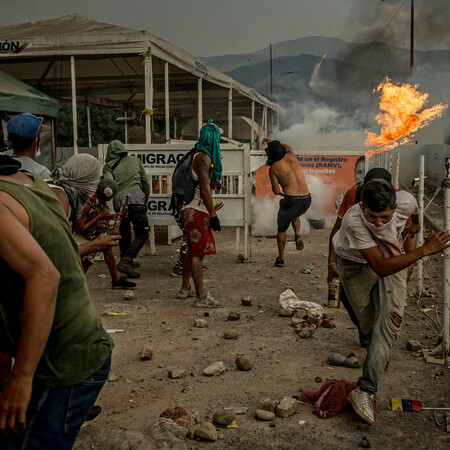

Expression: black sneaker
xmin=112 ymin=277 xmax=136 ymax=289
xmin=129 ymin=260 xmax=140 ymax=268
xmin=81 ymin=405 xmax=102 ymax=428
xmin=275 ymin=257 xmax=284 ymax=267
xmin=117 ymin=257 xmax=141 ymax=278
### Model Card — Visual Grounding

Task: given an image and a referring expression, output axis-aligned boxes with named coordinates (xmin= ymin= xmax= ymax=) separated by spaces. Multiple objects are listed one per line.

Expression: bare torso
xmin=269 ymin=151 xmax=309 ymax=196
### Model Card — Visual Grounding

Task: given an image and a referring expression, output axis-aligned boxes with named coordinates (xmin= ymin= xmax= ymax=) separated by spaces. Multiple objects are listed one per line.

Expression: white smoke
xmin=276 ymin=101 xmax=366 ymax=152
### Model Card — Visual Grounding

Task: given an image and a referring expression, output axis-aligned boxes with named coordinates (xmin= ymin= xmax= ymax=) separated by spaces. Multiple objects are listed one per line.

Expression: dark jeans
xmin=119 ymin=204 xmax=149 ymax=259
xmin=2 ymin=354 xmax=111 ymax=450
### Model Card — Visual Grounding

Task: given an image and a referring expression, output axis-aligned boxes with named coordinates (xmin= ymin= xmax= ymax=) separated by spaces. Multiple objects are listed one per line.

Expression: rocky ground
xmin=75 ymin=225 xmax=449 ymax=450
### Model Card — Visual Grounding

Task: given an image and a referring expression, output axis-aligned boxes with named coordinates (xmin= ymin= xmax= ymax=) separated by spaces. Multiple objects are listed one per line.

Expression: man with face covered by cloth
xmin=264 ymin=138 xmax=311 ymax=267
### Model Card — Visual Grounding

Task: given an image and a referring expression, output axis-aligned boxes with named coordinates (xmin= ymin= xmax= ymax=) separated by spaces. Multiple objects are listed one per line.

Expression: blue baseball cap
xmin=7 ymin=112 xmax=49 ymax=142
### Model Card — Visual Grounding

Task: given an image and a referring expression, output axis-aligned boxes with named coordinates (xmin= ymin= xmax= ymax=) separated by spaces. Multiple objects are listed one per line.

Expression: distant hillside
xmin=202 ymin=36 xmax=450 ymax=77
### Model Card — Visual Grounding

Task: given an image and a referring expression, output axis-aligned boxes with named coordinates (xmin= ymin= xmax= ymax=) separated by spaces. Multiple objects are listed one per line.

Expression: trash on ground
xmin=106 ymin=329 xmax=124 ymax=334
xmin=100 ymin=312 xmax=126 ymax=316
xmin=300 ymin=268 xmax=313 ymax=274
xmin=279 ymin=289 xmax=325 ymax=318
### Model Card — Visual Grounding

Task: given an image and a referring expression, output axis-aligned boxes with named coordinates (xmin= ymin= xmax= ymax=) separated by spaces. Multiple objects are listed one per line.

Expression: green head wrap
xmin=195 ymin=119 xmax=222 ymax=184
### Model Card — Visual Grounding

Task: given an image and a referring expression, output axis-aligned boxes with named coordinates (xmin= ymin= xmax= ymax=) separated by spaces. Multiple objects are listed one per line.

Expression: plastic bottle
xmin=327 ymin=277 xmax=341 ymax=308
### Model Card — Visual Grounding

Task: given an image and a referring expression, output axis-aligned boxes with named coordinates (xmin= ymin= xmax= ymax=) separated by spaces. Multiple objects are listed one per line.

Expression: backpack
xmin=170 ymin=148 xmax=199 ymax=212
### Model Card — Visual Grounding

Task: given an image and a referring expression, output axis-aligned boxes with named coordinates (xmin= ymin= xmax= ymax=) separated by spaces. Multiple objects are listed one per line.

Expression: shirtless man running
xmin=265 ymin=139 xmax=311 ymax=267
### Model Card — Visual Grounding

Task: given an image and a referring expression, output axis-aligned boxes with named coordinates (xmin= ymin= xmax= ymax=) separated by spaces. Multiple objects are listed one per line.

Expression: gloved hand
xmin=210 ymin=215 xmax=221 ymax=231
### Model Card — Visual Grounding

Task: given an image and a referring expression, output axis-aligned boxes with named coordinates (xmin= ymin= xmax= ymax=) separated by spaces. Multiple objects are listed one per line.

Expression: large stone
xmin=327 ymin=353 xmax=346 ymax=366
xmin=194 ymin=319 xmax=208 ymax=328
xmin=279 ymin=308 xmax=293 ymax=317
xmin=259 ymin=398 xmax=279 ymax=413
xmin=213 ymin=409 xmax=236 ymax=425
xmin=275 ymin=397 xmax=299 ymax=418
xmin=224 ymin=330 xmax=239 ymax=339
xmin=227 ymin=311 xmax=241 ymax=321
xmin=235 ymin=356 xmax=252 ymax=371
xmin=203 ymin=361 xmax=226 ymax=376
xmin=168 ymin=369 xmax=186 ymax=379
xmin=255 ymin=409 xmax=276 ymax=421
xmin=140 ymin=345 xmax=153 ymax=361
xmin=345 ymin=356 xmax=360 ymax=368
xmin=194 ymin=422 xmax=217 ymax=441
xmin=406 ymin=339 xmax=422 ymax=351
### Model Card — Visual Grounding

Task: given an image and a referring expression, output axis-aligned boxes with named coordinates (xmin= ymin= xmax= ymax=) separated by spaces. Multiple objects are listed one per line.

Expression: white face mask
xmin=360 ymin=206 xmax=395 ymax=235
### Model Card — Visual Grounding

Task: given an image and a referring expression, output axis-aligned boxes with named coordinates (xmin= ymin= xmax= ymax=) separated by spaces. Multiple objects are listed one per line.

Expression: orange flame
xmin=364 ymin=77 xmax=447 ymax=158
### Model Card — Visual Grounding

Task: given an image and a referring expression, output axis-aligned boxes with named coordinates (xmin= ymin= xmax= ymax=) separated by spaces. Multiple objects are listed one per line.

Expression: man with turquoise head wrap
xmin=177 ymin=120 xmax=223 ymax=308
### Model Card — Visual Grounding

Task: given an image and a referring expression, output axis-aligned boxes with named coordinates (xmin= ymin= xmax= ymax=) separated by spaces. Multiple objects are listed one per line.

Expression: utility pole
xmin=410 ymin=0 xmax=414 ymax=78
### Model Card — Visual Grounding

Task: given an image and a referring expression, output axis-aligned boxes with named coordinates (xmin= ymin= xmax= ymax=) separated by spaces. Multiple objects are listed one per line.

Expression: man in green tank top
xmin=0 ymin=151 xmax=113 ymax=449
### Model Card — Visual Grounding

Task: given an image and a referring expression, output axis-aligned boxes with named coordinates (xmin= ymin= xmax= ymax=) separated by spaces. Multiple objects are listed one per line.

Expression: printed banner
xmin=0 ymin=39 xmax=32 ymax=55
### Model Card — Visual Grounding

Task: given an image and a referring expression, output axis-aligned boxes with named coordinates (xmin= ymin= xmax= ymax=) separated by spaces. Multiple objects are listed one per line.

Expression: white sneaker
xmin=349 ymin=387 xmax=375 ymax=425
xmin=194 ymin=292 xmax=223 ymax=308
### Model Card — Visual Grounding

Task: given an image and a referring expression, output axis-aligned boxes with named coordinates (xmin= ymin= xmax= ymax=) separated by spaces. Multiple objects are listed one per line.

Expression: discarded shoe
xmin=177 ymin=286 xmax=196 ymax=299
xmin=275 ymin=257 xmax=284 ymax=267
xmin=348 ymin=387 xmax=375 ymax=425
xmin=295 ymin=236 xmax=304 ymax=251
xmin=112 ymin=277 xmax=136 ymax=289
xmin=194 ymin=292 xmax=223 ymax=308
xmin=117 ymin=257 xmax=141 ymax=278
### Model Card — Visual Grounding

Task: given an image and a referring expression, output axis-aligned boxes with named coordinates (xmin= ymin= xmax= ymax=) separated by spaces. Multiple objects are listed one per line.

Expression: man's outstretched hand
xmin=423 ymin=230 xmax=450 ymax=255
xmin=210 ymin=216 xmax=221 ymax=232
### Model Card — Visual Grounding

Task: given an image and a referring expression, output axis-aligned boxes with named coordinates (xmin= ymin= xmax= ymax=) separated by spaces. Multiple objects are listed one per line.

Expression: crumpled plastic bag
xmin=301 ymin=379 xmax=359 ymax=419
xmin=279 ymin=289 xmax=325 ymax=318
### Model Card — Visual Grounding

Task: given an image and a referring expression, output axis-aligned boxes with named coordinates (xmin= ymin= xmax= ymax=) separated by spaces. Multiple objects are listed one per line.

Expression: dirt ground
xmin=75 ymin=225 xmax=449 ymax=450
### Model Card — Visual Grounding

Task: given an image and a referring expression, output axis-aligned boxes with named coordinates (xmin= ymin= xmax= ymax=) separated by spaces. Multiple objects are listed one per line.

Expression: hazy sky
xmin=0 ymin=0 xmax=448 ymax=56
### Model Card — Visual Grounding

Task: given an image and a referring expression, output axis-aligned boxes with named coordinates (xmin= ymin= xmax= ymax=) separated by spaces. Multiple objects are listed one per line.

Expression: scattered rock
xmin=360 ymin=436 xmax=371 ymax=448
xmin=228 ymin=311 xmax=241 ymax=321
xmin=194 ymin=319 xmax=208 ymax=328
xmin=321 ymin=319 xmax=336 ymax=328
xmin=259 ymin=398 xmax=279 ymax=413
xmin=224 ymin=330 xmax=239 ymax=339
xmin=235 ymin=356 xmax=252 ymax=371
xmin=140 ymin=345 xmax=154 ymax=361
xmin=255 ymin=409 xmax=276 ymax=421
xmin=203 ymin=361 xmax=226 ymax=376
xmin=295 ymin=323 xmax=316 ymax=338
xmin=275 ymin=397 xmax=299 ymax=418
xmin=406 ymin=339 xmax=422 ymax=351
xmin=108 ymin=372 xmax=118 ymax=382
xmin=279 ymin=308 xmax=293 ymax=317
xmin=194 ymin=422 xmax=217 ymax=441
xmin=269 ymin=422 xmax=276 ymax=428
xmin=160 ymin=406 xmax=188 ymax=421
xmin=241 ymin=295 xmax=252 ymax=306
xmin=123 ymin=290 xmax=134 ymax=301
xmin=213 ymin=409 xmax=236 ymax=425
xmin=315 ymin=376 xmax=322 ymax=383
xmin=291 ymin=315 xmax=305 ymax=327
xmin=168 ymin=369 xmax=186 ymax=379
xmin=285 ymin=284 xmax=295 ymax=291
xmin=306 ymin=317 xmax=322 ymax=326
xmin=345 ymin=356 xmax=361 ymax=368
xmin=327 ymin=353 xmax=346 ymax=366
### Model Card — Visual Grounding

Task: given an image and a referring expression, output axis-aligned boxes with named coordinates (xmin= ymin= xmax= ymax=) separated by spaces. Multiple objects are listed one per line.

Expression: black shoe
xmin=112 ymin=277 xmax=137 ymax=289
xmin=81 ymin=405 xmax=101 ymax=428
xmin=275 ymin=257 xmax=284 ymax=267
xmin=129 ymin=260 xmax=140 ymax=268
xmin=117 ymin=257 xmax=141 ymax=278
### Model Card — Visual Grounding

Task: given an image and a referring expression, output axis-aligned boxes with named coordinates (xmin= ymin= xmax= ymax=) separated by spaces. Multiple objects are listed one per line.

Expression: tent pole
xmin=228 ymin=88 xmax=233 ymax=139
xmin=251 ymin=100 xmax=255 ymax=150
xmin=70 ymin=56 xmax=78 ymax=154
xmin=197 ymin=78 xmax=202 ymax=136
xmin=165 ymin=62 xmax=170 ymax=142
xmin=86 ymin=103 xmax=92 ymax=147
xmin=144 ymin=50 xmax=153 ymax=144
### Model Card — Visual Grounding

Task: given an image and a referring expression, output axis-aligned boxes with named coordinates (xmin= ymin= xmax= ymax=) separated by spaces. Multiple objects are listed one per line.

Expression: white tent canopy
xmin=0 ymin=14 xmax=284 ymax=148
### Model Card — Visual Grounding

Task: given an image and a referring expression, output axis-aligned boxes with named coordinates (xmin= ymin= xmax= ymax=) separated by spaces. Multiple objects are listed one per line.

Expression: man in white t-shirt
xmin=333 ymin=179 xmax=450 ymax=425
xmin=7 ymin=113 xmax=51 ymax=179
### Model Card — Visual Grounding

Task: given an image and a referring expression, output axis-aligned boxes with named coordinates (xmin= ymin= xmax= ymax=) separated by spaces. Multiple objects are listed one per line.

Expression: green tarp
xmin=0 ymin=69 xmax=58 ymax=117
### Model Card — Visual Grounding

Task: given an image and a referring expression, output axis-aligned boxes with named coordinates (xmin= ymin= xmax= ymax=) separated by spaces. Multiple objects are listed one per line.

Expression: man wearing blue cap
xmin=7 ymin=112 xmax=51 ymax=179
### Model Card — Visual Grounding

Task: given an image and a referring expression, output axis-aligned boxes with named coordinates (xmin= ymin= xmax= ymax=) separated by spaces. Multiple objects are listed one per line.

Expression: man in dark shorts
xmin=265 ymin=139 xmax=311 ymax=267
